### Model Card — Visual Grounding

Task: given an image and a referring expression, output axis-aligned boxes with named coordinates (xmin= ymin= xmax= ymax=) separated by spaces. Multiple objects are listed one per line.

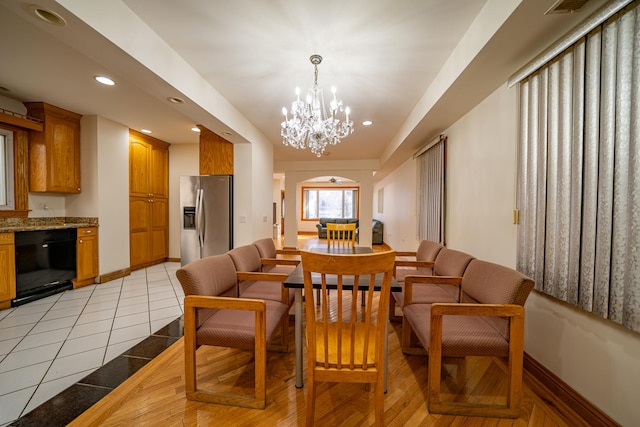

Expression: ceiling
xmin=0 ymin=0 xmax=608 ymax=180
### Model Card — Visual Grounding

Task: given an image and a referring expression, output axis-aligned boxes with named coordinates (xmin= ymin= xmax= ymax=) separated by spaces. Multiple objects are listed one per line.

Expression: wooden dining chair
xmin=324 ymin=222 xmax=364 ymax=305
xmin=300 ymin=250 xmax=396 ymax=426
xmin=326 ymin=222 xmax=356 ymax=248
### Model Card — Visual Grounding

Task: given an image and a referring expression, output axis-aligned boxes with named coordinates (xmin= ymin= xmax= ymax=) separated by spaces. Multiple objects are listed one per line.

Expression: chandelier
xmin=281 ymin=54 xmax=354 ymax=157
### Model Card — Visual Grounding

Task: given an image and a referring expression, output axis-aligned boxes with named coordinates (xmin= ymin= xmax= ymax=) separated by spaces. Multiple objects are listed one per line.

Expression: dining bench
xmin=176 ymin=252 xmax=290 ymax=409
xmin=400 ymin=258 xmax=534 ymax=418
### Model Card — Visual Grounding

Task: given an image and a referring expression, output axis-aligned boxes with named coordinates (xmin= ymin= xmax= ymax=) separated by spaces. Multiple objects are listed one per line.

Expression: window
xmin=302 ymin=187 xmax=358 ymax=220
xmin=0 ymin=129 xmax=14 ymax=210
xmin=515 ymin=2 xmax=639 ymax=333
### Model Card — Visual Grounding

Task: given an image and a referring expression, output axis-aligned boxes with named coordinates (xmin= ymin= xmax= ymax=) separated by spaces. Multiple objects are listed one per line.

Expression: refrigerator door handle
xmin=196 ymin=188 xmax=205 ymax=248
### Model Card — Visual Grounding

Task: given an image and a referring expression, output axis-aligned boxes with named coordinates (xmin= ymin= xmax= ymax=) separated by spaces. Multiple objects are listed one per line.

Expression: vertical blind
xmin=516 ymin=2 xmax=639 ymax=333
xmin=417 ymin=136 xmax=446 ymax=243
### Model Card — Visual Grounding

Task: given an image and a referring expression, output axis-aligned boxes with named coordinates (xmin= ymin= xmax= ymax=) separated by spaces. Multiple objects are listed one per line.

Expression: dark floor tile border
xmin=10 ymin=317 xmax=184 ymax=427
xmin=9 ymin=383 xmax=112 ymax=427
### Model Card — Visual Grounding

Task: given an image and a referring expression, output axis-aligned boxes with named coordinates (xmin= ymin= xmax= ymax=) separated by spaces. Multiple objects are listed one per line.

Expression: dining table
xmin=283 ymin=246 xmax=401 ymax=389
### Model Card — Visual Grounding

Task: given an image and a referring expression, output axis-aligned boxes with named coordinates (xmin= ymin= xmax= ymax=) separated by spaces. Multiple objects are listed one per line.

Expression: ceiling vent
xmin=545 ymin=0 xmax=590 ymax=14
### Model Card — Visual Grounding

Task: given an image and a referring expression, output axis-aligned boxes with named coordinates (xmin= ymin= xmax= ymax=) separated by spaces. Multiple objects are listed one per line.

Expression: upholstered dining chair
xmin=300 ymin=250 xmax=396 ymax=426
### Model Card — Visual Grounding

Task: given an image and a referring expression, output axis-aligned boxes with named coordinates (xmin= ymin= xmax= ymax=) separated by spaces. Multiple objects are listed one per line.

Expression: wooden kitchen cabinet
xmin=129 ymin=130 xmax=169 ymax=198
xmin=0 ymin=233 xmax=16 ymax=309
xmin=75 ymin=227 xmax=98 ymax=288
xmin=129 ymin=130 xmax=169 ymax=270
xmin=150 ymin=198 xmax=168 ymax=261
xmin=130 ymin=197 xmax=168 ymax=269
xmin=24 ymin=102 xmax=82 ymax=193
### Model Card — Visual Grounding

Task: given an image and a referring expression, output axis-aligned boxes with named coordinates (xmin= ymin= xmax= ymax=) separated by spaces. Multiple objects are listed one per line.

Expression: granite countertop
xmin=0 ymin=217 xmax=99 ymax=233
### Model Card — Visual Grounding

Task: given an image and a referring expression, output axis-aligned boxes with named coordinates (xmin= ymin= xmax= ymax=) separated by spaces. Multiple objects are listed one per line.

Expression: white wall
xmin=167 ymin=143 xmax=199 ymax=259
xmin=66 ymin=115 xmax=130 ymax=276
xmin=93 ymin=117 xmax=130 ymax=275
xmin=380 ymin=83 xmax=640 ymax=426
xmin=249 ymin=137 xmax=275 ymax=243
xmin=66 ymin=116 xmax=99 ymax=218
xmin=445 ymin=83 xmax=518 ymax=267
xmin=214 ymin=138 xmax=274 ymax=248
xmin=373 ymin=157 xmax=418 ymax=252
xmin=233 ymin=143 xmax=253 ymax=246
xmin=28 ymin=194 xmax=66 ymax=217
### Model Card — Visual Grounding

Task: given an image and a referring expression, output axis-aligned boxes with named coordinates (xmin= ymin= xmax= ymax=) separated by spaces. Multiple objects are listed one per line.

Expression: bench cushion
xmin=392 ymin=283 xmax=458 ymax=309
xmin=403 ymin=303 xmax=510 ymax=357
xmin=176 ymin=254 xmax=239 ymax=328
xmin=196 ymin=299 xmax=289 ymax=350
xmin=228 ymin=244 xmax=263 ymax=273
xmin=253 ymin=238 xmax=277 ymax=259
xmin=393 ymin=246 xmax=472 ymax=309
xmin=241 ymin=280 xmax=294 ymax=305
xmin=459 ymin=259 xmax=535 ymax=338
xmin=462 ymin=259 xmax=535 ymax=306
xmin=433 ymin=248 xmax=474 ymax=277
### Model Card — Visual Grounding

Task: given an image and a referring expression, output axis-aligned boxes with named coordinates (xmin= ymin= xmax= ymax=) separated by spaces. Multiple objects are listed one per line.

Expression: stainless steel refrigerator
xmin=180 ymin=175 xmax=233 ymax=266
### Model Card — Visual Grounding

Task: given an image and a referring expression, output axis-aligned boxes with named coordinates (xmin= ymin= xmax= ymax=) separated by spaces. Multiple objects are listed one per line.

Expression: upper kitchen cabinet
xmin=198 ymin=125 xmax=233 ymax=175
xmin=24 ymin=102 xmax=82 ymax=193
xmin=129 ymin=130 xmax=170 ymax=198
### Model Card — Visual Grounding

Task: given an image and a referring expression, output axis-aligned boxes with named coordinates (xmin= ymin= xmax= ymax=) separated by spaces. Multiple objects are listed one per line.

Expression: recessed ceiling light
xmin=141 ymin=129 xmax=152 ymax=134
xmin=94 ymin=75 xmax=116 ymax=86
xmin=29 ymin=5 xmax=66 ymax=26
xmin=191 ymin=127 xmax=201 ymax=132
xmin=167 ymin=96 xmax=185 ymax=104
xmin=362 ymin=120 xmax=373 ymax=126
xmin=222 ymin=131 xmax=232 ymax=136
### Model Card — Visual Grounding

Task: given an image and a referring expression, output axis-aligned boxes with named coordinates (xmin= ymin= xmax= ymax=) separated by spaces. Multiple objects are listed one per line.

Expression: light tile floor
xmin=0 ymin=262 xmax=183 ymax=426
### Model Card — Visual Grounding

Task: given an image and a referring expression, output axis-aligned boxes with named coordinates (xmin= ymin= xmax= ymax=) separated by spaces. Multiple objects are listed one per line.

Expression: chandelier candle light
xmin=281 ymin=54 xmax=354 ymax=157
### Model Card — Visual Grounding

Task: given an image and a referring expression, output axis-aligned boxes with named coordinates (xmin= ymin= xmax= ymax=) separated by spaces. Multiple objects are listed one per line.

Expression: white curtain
xmin=417 ymin=136 xmax=446 ymax=243
xmin=516 ymin=2 xmax=639 ymax=332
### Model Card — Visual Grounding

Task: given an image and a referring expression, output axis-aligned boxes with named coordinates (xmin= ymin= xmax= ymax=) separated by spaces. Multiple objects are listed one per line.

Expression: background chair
xmin=324 ymin=222 xmax=361 ymax=304
xmin=326 ymin=222 xmax=356 ymax=248
xmin=300 ymin=250 xmax=396 ymax=426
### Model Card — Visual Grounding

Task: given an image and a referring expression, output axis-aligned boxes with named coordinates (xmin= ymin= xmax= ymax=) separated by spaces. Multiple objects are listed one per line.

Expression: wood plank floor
xmin=68 ymin=236 xmax=590 ymax=426
xmin=69 ymin=314 xmax=580 ymax=426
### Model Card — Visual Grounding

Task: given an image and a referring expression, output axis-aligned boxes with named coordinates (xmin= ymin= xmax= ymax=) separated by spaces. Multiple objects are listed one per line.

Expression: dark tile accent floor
xmin=10 ymin=317 xmax=184 ymax=426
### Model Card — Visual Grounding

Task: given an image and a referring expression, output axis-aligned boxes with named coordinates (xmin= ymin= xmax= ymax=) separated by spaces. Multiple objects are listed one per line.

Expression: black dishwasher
xmin=13 ymin=228 xmax=77 ymax=306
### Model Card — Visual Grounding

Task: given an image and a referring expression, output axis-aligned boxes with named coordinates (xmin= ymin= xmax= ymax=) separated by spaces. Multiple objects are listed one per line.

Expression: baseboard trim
xmin=98 ymin=268 xmax=131 ymax=284
xmin=523 ymin=353 xmax=620 ymax=427
xmin=167 ymin=257 xmax=180 ymax=263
